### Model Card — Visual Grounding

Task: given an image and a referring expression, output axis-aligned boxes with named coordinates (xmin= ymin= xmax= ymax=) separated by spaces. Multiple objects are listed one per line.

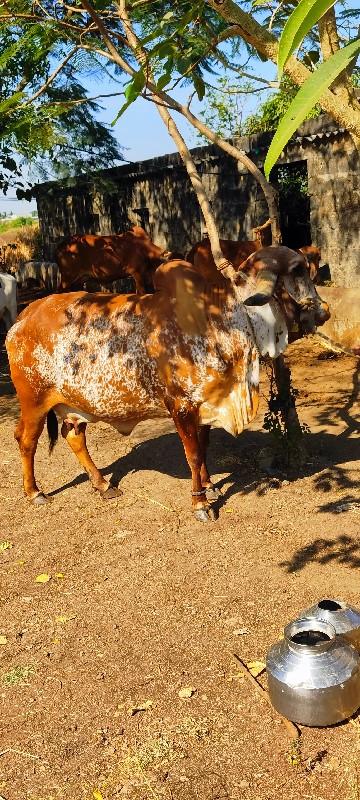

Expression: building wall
xmin=35 ymin=115 xmax=360 ymax=288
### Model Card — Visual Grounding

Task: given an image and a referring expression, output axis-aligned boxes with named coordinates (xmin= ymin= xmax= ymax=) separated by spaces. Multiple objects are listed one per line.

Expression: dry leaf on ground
xmin=246 ymin=661 xmax=266 ymax=677
xmin=179 ymin=686 xmax=197 ymax=699
xmin=0 ymin=541 xmax=12 ymax=551
xmin=35 ymin=573 xmax=51 ymax=583
xmin=0 ymin=635 xmax=7 ymax=645
xmin=55 ymin=614 xmax=76 ymax=623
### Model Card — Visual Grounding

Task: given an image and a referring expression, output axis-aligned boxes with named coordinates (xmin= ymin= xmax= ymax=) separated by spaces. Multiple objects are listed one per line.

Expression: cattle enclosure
xmin=0 ymin=286 xmax=359 ymax=800
xmin=35 ymin=114 xmax=360 ymax=290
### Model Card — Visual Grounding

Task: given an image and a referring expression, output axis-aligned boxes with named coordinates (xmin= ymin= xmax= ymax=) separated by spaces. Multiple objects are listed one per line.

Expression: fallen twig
xmin=132 ymin=491 xmax=176 ymax=513
xmin=0 ymin=747 xmax=47 ymax=761
xmin=232 ymin=652 xmax=300 ymax=739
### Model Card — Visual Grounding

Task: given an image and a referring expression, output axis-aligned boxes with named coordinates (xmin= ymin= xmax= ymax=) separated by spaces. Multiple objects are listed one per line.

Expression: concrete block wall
xmin=34 ymin=116 xmax=360 ymax=287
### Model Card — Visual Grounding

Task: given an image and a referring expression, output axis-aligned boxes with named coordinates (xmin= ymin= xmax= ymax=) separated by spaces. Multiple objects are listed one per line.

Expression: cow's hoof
xmin=205 ymin=485 xmax=222 ymax=501
xmin=100 ymin=485 xmax=123 ymax=500
xmin=31 ymin=492 xmax=53 ymax=505
xmin=194 ymin=505 xmax=217 ymax=522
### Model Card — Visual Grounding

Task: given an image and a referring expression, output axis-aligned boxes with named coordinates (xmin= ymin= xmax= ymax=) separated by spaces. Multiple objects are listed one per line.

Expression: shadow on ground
xmin=47 ymin=426 xmax=359 ymax=513
xmin=280 ymin=533 xmax=360 ymax=573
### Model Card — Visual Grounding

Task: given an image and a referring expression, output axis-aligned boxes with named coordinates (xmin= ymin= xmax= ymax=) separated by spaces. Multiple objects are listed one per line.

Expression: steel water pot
xmin=300 ymin=598 xmax=360 ymax=651
xmin=266 ymin=618 xmax=360 ymax=726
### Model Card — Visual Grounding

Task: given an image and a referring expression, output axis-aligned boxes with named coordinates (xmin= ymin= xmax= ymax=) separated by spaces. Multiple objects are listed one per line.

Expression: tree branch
xmin=21 ymin=47 xmax=80 ymax=106
xmin=318 ymin=8 xmax=359 ymax=109
xmin=114 ymin=0 xmax=239 ymax=278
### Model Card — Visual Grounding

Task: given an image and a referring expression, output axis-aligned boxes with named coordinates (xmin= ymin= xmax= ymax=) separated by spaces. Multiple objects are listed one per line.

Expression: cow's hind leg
xmin=172 ymin=408 xmax=216 ymax=522
xmin=61 ymin=421 xmax=123 ymax=499
xmin=14 ymin=409 xmax=50 ymax=504
xmin=197 ymin=425 xmax=221 ymax=501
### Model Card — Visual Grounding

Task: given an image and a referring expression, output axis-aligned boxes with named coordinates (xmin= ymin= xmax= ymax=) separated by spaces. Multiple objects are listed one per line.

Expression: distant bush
xmin=0 ymin=216 xmax=36 ymax=233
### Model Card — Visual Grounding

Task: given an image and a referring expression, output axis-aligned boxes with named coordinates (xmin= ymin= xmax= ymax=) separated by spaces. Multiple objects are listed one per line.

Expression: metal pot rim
xmin=284 ymin=617 xmax=336 ymax=654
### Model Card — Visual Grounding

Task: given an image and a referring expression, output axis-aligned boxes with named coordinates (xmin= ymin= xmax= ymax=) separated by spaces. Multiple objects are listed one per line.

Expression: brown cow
xmin=313 ymin=286 xmax=360 ymax=356
xmin=187 ymin=237 xmax=322 ymax=285
xmin=186 ymin=237 xmax=262 ymax=281
xmin=6 ymin=247 xmax=329 ymax=521
xmin=56 ymin=226 xmax=168 ymax=294
xmin=298 ymin=246 xmax=321 ymax=283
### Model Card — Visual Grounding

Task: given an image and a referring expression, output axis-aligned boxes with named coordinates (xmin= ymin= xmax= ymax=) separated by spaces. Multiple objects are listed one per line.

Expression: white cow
xmin=0 ymin=273 xmax=17 ymax=330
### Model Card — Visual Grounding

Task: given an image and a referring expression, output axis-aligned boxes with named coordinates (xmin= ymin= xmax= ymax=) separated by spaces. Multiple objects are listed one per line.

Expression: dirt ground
xmin=0 ymin=289 xmax=359 ymax=800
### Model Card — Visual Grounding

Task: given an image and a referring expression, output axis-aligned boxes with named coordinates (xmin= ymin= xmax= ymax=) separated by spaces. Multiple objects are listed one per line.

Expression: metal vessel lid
xmin=284 ymin=617 xmax=336 ymax=654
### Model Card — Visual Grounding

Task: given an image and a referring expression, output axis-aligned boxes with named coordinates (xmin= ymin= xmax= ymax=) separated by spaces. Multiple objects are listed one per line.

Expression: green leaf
xmin=265 ymin=38 xmax=360 ymax=179
xmin=149 ymin=41 xmax=177 ymax=59
xmin=278 ymin=0 xmax=336 ymax=79
xmin=193 ymin=73 xmax=206 ymax=101
xmin=111 ymin=68 xmax=145 ymax=124
xmin=157 ymin=71 xmax=172 ymax=90
xmin=177 ymin=55 xmax=195 ymax=75
xmin=0 ymin=92 xmax=25 ymax=114
xmin=111 ymin=97 xmax=134 ymax=125
xmin=175 ymin=6 xmax=200 ymax=35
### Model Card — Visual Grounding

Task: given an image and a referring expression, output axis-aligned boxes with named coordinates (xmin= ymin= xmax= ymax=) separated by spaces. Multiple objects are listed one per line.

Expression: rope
xmin=312 ymin=330 xmax=359 ymax=359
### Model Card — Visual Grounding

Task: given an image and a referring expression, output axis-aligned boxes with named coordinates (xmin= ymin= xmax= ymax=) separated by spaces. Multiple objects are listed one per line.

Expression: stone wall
xmin=34 ymin=115 xmax=360 ymax=288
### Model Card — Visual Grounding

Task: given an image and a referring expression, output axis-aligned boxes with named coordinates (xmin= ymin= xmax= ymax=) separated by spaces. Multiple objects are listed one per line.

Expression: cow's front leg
xmin=61 ymin=421 xmax=123 ymax=499
xmin=172 ymin=408 xmax=216 ymax=522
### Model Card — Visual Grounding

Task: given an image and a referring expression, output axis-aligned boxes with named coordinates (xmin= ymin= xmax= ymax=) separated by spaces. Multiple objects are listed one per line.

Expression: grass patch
xmin=2 ymin=664 xmax=35 ymax=686
xmin=0 ymin=216 xmax=36 ymax=233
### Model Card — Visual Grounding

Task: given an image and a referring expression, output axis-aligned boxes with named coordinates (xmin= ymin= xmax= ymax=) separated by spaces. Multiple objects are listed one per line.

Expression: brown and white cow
xmin=6 ymin=247 xmax=329 ymax=521
xmin=56 ymin=226 xmax=169 ymax=294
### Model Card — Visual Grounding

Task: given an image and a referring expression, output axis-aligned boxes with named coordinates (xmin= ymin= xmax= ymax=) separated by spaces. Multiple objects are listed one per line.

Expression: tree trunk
xmin=117 ymin=2 xmax=238 ymax=280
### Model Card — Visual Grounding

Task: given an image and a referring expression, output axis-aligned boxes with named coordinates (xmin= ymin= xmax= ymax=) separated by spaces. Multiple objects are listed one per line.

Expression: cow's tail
xmin=47 ymin=409 xmax=59 ymax=453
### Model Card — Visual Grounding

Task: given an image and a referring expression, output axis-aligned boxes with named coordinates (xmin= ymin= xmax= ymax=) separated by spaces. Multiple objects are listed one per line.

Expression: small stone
xmin=269 ymin=478 xmax=281 ymax=489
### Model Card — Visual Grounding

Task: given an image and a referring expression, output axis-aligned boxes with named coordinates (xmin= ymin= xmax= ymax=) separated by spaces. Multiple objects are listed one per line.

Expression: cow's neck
xmin=227 ymin=284 xmax=289 ymax=359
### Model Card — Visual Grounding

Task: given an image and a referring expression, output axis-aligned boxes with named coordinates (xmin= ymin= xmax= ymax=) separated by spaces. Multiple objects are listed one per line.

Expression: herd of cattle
xmin=1 ymin=225 xmax=358 ymax=518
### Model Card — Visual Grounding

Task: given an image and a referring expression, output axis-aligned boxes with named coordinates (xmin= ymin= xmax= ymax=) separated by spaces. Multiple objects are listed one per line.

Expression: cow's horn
xmin=244 ymin=268 xmax=278 ymax=306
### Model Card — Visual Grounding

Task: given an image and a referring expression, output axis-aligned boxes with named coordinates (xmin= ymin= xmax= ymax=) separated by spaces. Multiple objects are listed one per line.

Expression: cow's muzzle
xmin=298 ymin=298 xmax=330 ymax=333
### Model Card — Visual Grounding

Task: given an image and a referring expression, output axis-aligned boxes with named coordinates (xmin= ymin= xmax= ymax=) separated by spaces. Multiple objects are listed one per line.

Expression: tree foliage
xmin=195 ymin=75 xmax=256 ymax=140
xmin=0 ymin=15 xmax=124 ymax=196
xmin=1 ymin=0 xmax=359 ymax=201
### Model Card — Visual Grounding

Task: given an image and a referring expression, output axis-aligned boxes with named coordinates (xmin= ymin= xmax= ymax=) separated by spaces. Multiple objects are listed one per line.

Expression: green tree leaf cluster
xmin=0 ymin=11 xmax=124 ymax=195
